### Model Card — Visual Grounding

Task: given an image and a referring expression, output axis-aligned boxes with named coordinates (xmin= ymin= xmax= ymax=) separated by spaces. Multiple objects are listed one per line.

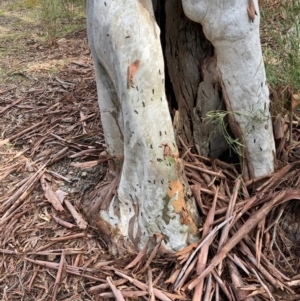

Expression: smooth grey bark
xmin=86 ymin=0 xmax=199 ymax=253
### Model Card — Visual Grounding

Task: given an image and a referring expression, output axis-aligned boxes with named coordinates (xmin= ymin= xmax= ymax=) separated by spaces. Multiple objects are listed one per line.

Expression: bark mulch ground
xmin=1 ymin=15 xmax=300 ymax=301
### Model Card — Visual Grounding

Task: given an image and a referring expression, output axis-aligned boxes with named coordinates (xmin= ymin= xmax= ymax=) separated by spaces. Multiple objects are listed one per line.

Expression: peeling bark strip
xmin=247 ymin=0 xmax=257 ymax=22
xmin=127 ymin=59 xmax=140 ymax=89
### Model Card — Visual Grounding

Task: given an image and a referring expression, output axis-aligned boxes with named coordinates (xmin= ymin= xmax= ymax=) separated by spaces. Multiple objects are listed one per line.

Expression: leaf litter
xmin=1 ymin=13 xmax=300 ymax=301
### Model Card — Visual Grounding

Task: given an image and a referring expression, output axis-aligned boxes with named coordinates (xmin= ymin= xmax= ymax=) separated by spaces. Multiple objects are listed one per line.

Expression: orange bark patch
xmin=162 ymin=143 xmax=173 ymax=158
xmin=168 ymin=180 xmax=198 ymax=235
xmin=127 ymin=59 xmax=140 ymax=88
xmin=168 ymin=179 xmax=184 ymax=212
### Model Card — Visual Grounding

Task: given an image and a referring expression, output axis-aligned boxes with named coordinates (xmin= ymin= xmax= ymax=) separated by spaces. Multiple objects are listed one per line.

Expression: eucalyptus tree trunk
xmin=182 ymin=0 xmax=275 ymax=179
xmin=85 ymin=0 xmax=275 ymax=252
xmin=86 ymin=0 xmax=199 ymax=253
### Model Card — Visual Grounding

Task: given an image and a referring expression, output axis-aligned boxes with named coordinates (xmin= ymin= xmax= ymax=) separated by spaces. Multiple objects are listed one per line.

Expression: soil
xmin=0 ymin=2 xmax=115 ymax=300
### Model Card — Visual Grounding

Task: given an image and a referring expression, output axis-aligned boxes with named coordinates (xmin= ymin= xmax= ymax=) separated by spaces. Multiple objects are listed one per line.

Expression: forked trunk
xmin=85 ymin=0 xmax=275 ymax=252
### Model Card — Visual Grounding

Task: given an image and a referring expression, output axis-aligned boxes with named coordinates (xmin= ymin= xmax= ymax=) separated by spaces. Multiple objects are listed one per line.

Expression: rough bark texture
xmin=165 ymin=0 xmax=204 ymax=145
xmin=192 ymin=58 xmax=228 ymax=158
xmin=164 ymin=0 xmax=228 ymax=157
